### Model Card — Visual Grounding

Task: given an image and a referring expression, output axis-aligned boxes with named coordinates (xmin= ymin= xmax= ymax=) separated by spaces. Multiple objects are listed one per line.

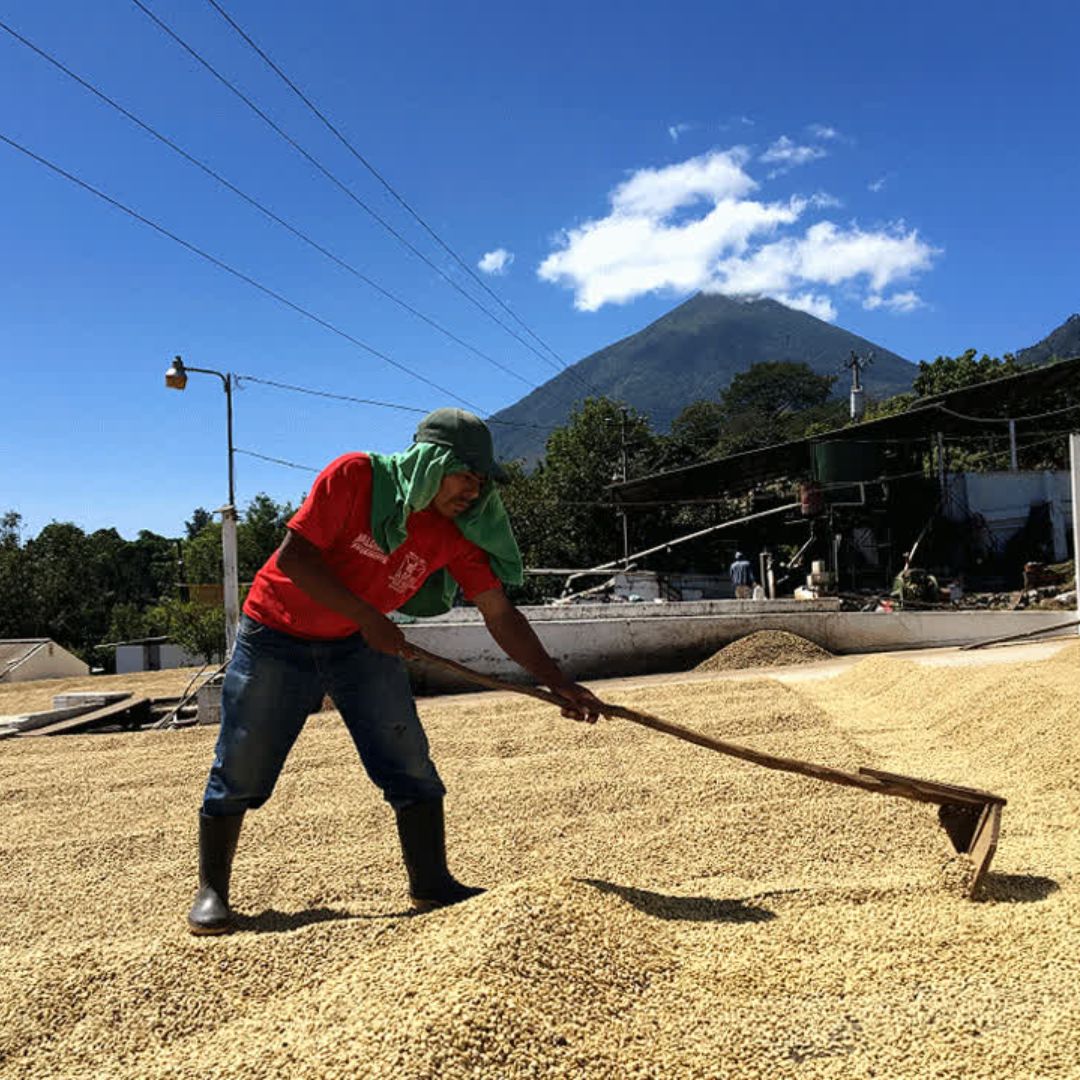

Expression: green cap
xmin=413 ymin=408 xmax=508 ymax=482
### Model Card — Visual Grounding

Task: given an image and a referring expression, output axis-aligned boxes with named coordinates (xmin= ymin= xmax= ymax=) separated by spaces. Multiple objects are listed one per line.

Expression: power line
xmin=236 ymin=447 xmax=318 ymax=472
xmin=236 ymin=445 xmax=733 ymax=509
xmin=0 ymin=18 xmax=538 ymax=391
xmin=130 ymin=0 xmax=599 ymax=399
xmin=0 ymin=130 xmax=487 ymax=411
xmin=235 ymin=373 xmax=557 ymax=431
xmin=203 ymin=0 xmax=597 ymax=388
xmin=929 ymin=396 xmax=1080 ymax=426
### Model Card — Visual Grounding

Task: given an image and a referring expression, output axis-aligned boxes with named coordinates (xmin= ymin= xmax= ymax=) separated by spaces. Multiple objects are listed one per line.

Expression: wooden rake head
xmin=859 ymin=768 xmax=1005 ymax=898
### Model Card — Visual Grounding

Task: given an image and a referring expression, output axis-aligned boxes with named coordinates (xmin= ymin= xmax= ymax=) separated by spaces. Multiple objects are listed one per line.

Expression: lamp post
xmin=165 ymin=356 xmax=240 ymax=656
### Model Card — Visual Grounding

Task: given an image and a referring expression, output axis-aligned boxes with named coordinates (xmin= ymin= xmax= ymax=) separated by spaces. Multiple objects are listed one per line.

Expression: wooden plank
xmin=858 ymin=766 xmax=1006 ymax=806
xmin=969 ymin=802 xmax=1003 ymax=899
xmin=24 ymin=696 xmax=151 ymax=737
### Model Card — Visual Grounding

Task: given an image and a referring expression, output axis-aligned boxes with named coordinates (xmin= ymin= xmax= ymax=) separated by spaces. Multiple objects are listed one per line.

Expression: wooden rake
xmin=408 ymin=646 xmax=1006 ymax=899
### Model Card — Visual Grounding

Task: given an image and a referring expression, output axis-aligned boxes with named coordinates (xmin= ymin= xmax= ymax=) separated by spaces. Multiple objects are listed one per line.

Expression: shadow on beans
xmin=234 ymin=906 xmax=413 ymax=933
xmin=580 ymin=879 xmax=776 ymax=923
xmin=979 ymin=873 xmax=1060 ymax=903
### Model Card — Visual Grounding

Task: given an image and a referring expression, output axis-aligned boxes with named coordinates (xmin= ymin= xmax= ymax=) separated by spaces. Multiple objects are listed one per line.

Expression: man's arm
xmin=276 ymin=530 xmax=410 ymax=657
xmin=472 ymin=587 xmax=601 ymax=723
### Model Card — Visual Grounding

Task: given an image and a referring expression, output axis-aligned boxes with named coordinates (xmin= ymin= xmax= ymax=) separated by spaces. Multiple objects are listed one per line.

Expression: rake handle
xmin=406 ymin=645 xmax=982 ymax=808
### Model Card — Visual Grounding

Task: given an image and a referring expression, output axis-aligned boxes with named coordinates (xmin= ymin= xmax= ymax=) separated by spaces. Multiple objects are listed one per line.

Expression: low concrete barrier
xmin=403 ymin=601 xmax=1073 ymax=693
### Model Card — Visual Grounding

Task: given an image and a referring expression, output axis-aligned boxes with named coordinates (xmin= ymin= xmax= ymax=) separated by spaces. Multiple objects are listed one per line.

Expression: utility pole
xmin=165 ymin=357 xmax=240 ymax=656
xmin=845 ymin=351 xmax=873 ymax=422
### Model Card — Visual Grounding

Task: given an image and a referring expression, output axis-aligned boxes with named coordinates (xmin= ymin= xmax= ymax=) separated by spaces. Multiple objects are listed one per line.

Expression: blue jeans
xmin=202 ymin=615 xmax=445 ymax=816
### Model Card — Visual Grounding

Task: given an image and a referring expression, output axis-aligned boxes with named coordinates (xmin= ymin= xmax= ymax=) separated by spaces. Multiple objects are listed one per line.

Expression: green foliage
xmin=863 ymin=392 xmax=917 ymax=421
xmin=717 ymin=362 xmax=837 ymax=454
xmin=181 ymin=493 xmax=295 ymax=587
xmin=912 ymin=349 xmax=1020 ymax=397
xmin=182 ymin=521 xmax=223 ymax=585
xmin=238 ymin=493 xmax=295 ymax=579
xmin=499 ymin=398 xmax=665 ymax=593
xmin=184 ymin=507 xmax=213 ymax=539
xmin=664 ymin=400 xmax=726 ymax=466
xmin=148 ymin=598 xmax=225 ymax=664
xmin=720 ymin=360 xmax=837 ymax=418
xmin=663 ymin=361 xmax=841 ymax=461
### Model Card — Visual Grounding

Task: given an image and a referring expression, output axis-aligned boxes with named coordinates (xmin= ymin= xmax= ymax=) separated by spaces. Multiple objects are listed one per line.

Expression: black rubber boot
xmin=187 ymin=812 xmax=244 ymax=935
xmin=395 ymin=799 xmax=484 ymax=912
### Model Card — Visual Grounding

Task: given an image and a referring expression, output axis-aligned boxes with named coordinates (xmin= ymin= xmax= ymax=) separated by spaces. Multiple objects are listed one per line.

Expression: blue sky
xmin=2 ymin=0 xmax=1078 ymax=539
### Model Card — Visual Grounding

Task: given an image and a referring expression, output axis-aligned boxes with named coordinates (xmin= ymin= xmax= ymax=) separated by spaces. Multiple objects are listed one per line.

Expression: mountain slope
xmin=1015 ymin=313 xmax=1080 ymax=367
xmin=489 ymin=293 xmax=916 ymax=463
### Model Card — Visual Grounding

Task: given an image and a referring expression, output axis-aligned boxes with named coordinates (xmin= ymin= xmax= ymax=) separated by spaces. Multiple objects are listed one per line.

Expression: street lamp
xmin=164 ymin=355 xmax=240 ymax=656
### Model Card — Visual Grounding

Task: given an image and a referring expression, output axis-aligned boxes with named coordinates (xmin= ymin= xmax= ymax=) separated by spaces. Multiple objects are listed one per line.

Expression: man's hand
xmin=357 ymin=611 xmax=414 ymax=658
xmin=549 ymin=681 xmax=603 ymax=724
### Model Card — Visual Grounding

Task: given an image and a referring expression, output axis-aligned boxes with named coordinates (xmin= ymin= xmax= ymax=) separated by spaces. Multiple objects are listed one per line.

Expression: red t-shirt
xmin=244 ymin=453 xmax=500 ymax=639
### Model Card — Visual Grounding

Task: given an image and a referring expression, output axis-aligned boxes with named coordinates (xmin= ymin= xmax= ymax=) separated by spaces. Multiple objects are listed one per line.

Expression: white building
xmin=113 ymin=637 xmax=209 ymax=674
xmin=0 ymin=639 xmax=89 ymax=683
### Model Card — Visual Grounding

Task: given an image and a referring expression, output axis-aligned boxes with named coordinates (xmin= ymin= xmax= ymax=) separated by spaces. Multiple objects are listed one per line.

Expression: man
xmin=187 ymin=408 xmax=601 ymax=935
xmin=729 ymin=550 xmax=755 ymax=600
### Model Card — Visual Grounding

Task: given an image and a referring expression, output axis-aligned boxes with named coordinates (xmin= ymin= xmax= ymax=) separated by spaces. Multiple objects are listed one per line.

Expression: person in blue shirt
xmin=729 ymin=551 xmax=755 ymax=599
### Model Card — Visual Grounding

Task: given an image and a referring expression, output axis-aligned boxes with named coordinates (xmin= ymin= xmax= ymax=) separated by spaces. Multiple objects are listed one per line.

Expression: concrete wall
xmin=402 ymin=601 xmax=1072 ymax=693
xmin=948 ymin=471 xmax=1074 ymax=561
xmin=2 ymin=641 xmax=88 ymax=683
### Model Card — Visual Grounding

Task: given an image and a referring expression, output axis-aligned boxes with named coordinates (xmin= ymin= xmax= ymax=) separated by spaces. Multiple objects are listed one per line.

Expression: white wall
xmin=3 ymin=642 xmax=89 ymax=683
xmin=115 ymin=642 xmax=208 ymax=674
xmin=948 ymin=471 xmax=1073 ymax=561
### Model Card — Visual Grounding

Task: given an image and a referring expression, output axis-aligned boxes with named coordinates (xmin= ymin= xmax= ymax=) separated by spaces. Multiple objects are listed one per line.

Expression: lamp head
xmin=165 ymin=356 xmax=188 ymax=390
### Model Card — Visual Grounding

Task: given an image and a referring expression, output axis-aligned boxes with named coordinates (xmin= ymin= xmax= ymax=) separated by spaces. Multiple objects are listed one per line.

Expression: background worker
xmin=187 ymin=408 xmax=601 ymax=935
xmin=729 ymin=550 xmax=756 ymax=600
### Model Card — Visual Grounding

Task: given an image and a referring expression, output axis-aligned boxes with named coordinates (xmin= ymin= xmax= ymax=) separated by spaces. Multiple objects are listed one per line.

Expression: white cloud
xmin=807 ymin=123 xmax=841 ymax=140
xmin=775 ymin=292 xmax=838 ymax=321
xmin=760 ymin=135 xmax=826 ymax=167
xmin=668 ymin=122 xmax=692 ymax=143
xmin=537 ymin=147 xmax=939 ymax=319
xmin=713 ymin=222 xmax=936 ymax=297
xmin=478 ymin=248 xmax=514 ymax=275
xmin=611 ymin=149 xmax=755 ymax=216
xmin=864 ymin=290 xmax=924 ymax=313
xmin=868 ymin=175 xmax=887 ymax=192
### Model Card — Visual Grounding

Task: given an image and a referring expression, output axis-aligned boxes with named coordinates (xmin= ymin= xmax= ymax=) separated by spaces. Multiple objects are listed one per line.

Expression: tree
xmin=664 ymin=400 xmax=726 ymax=466
xmin=715 ymin=361 xmax=838 ymax=453
xmin=0 ymin=511 xmax=28 ymax=640
xmin=182 ymin=520 xmax=223 ymax=587
xmin=499 ymin=398 xmax=667 ymax=594
xmin=185 ymin=507 xmax=213 ymax=539
xmin=149 ymin=598 xmax=225 ymax=664
xmin=912 ymin=349 xmax=1020 ymax=397
xmin=238 ymin=493 xmax=295 ymax=579
xmin=21 ymin=522 xmax=94 ymax=653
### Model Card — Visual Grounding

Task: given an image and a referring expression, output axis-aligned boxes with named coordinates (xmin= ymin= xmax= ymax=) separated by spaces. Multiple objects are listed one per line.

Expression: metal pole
xmin=225 ymin=374 xmax=235 ymax=509
xmin=220 ymin=373 xmax=239 ymax=656
xmin=1009 ymin=419 xmax=1018 ymax=472
xmin=182 ymin=364 xmax=239 ymax=656
xmin=1071 ymin=434 xmax=1080 ymax=635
